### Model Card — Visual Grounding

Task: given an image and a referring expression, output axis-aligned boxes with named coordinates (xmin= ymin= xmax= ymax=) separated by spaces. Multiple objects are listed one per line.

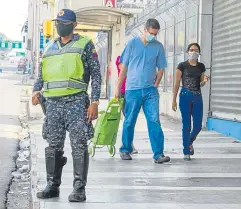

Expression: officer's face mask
xmin=56 ymin=22 xmax=74 ymax=37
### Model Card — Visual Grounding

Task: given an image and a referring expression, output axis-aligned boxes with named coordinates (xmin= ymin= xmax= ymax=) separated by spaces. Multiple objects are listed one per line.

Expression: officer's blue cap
xmin=54 ymin=9 xmax=76 ymax=22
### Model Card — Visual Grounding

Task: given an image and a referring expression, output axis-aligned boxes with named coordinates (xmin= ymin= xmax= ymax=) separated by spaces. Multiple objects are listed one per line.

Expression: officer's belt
xmin=44 ymin=80 xmax=88 ymax=90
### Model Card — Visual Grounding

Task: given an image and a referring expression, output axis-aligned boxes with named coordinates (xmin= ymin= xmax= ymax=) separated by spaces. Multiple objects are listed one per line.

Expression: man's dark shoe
xmin=154 ymin=155 xmax=170 ymax=164
xmin=120 ymin=152 xmax=132 ymax=160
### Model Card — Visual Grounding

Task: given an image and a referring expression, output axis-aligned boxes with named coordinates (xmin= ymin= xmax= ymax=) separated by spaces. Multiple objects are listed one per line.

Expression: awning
xmin=75 ymin=6 xmax=133 ymax=31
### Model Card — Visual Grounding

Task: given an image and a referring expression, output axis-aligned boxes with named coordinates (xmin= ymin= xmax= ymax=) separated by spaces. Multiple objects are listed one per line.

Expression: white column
xmin=198 ymin=0 xmax=213 ymax=127
xmin=110 ymin=24 xmax=117 ymax=99
xmin=35 ymin=0 xmax=40 ymax=76
xmin=109 ymin=15 xmax=126 ymax=99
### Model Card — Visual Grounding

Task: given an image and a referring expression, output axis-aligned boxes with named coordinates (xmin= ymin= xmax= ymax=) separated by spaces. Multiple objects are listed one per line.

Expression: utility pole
xmin=29 ymin=0 xmax=36 ymax=78
xmin=35 ymin=0 xmax=40 ymax=77
xmin=30 ymin=0 xmax=40 ymax=78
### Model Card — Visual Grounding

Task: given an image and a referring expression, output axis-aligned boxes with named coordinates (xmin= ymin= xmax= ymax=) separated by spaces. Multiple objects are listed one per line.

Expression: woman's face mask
xmin=188 ymin=51 xmax=200 ymax=60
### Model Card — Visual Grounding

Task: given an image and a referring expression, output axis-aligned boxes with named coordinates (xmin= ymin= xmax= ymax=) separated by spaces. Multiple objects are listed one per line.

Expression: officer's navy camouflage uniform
xmin=34 ymin=34 xmax=101 ymax=154
xmin=34 ymin=34 xmax=101 ymax=200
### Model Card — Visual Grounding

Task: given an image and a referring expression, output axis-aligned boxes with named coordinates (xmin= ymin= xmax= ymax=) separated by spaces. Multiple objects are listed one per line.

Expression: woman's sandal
xmin=184 ymin=155 xmax=191 ymax=161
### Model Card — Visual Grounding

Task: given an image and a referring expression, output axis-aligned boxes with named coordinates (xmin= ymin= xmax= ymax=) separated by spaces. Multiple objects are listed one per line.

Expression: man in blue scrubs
xmin=116 ymin=18 xmax=170 ymax=164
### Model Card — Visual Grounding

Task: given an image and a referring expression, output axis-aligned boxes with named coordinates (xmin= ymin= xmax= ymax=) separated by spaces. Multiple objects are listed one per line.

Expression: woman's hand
xmin=204 ymin=75 xmax=209 ymax=82
xmin=172 ymin=101 xmax=177 ymax=112
xmin=201 ymin=75 xmax=209 ymax=87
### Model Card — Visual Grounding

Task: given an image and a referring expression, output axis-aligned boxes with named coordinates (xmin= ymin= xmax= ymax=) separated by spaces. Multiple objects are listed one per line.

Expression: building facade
xmin=207 ymin=0 xmax=241 ymax=140
xmin=31 ymin=0 xmax=241 ymax=139
xmin=96 ymin=0 xmax=241 ymax=140
xmin=21 ymin=21 xmax=28 ymax=51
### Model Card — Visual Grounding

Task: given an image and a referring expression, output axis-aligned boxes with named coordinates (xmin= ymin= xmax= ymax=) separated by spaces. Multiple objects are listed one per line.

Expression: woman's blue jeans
xmin=179 ymin=88 xmax=203 ymax=155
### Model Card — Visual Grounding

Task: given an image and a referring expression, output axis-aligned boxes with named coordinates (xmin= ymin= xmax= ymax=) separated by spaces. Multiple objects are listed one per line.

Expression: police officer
xmin=32 ymin=9 xmax=101 ymax=202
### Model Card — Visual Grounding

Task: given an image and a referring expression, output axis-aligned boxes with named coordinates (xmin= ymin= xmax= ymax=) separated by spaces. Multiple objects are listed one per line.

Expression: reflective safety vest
xmin=42 ymin=37 xmax=90 ymax=98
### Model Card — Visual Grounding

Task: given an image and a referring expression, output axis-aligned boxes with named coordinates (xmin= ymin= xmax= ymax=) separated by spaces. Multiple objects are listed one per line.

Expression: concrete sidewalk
xmin=28 ymin=100 xmax=241 ymax=209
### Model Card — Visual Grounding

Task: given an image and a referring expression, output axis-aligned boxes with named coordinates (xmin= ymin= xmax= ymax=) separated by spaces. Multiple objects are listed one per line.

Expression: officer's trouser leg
xmin=65 ymin=95 xmax=93 ymax=202
xmin=68 ymin=148 xmax=89 ymax=202
xmin=68 ymin=123 xmax=90 ymax=202
xmin=37 ymin=101 xmax=67 ymax=199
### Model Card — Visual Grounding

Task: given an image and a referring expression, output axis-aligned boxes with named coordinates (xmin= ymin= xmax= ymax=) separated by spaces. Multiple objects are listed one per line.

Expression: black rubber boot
xmin=37 ymin=147 xmax=67 ymax=199
xmin=68 ymin=150 xmax=89 ymax=202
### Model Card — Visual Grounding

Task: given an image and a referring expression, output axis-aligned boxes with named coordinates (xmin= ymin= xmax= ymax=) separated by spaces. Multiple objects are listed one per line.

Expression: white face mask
xmin=188 ymin=52 xmax=200 ymax=60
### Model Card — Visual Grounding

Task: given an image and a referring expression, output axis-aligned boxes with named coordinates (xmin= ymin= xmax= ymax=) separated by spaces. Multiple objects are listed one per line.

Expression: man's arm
xmin=154 ymin=70 xmax=164 ymax=87
xmin=155 ymin=43 xmax=167 ymax=87
xmin=85 ymin=41 xmax=101 ymax=102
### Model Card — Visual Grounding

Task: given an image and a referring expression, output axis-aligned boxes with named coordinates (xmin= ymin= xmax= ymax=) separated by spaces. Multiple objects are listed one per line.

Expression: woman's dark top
xmin=177 ymin=61 xmax=206 ymax=91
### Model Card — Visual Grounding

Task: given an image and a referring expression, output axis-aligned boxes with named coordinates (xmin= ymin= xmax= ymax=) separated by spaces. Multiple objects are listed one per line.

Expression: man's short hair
xmin=145 ymin=18 xmax=160 ymax=30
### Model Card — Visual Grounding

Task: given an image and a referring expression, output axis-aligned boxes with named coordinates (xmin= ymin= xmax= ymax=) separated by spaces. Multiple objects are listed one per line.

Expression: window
xmin=175 ymin=54 xmax=185 ymax=70
xmin=158 ymin=29 xmax=165 ymax=45
xmin=186 ymin=15 xmax=198 ymax=45
xmin=186 ymin=5 xmax=198 ymax=18
xmin=174 ymin=53 xmax=185 ymax=86
xmin=175 ymin=21 xmax=185 ymax=54
xmin=165 ymin=26 xmax=174 ymax=57
xmin=165 ymin=56 xmax=174 ymax=92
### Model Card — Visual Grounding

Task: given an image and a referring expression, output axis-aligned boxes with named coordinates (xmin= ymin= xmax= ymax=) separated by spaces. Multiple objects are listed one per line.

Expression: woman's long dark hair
xmin=187 ymin=43 xmax=201 ymax=53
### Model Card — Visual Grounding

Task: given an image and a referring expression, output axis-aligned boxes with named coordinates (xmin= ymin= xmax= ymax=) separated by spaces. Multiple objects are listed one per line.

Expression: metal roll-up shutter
xmin=210 ymin=0 xmax=241 ymax=121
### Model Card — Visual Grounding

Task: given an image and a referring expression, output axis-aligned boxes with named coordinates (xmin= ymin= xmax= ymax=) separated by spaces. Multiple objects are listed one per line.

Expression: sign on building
xmin=40 ymin=32 xmax=50 ymax=49
xmin=0 ymin=42 xmax=8 ymax=49
xmin=12 ymin=42 xmax=22 ymax=49
xmin=0 ymin=41 xmax=22 ymax=49
xmin=40 ymin=32 xmax=44 ymax=49
xmin=104 ymin=0 xmax=116 ymax=8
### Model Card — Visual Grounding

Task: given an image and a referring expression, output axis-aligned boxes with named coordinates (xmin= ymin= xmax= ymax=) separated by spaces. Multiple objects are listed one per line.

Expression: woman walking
xmin=116 ymin=56 xmax=138 ymax=154
xmin=172 ymin=43 xmax=209 ymax=161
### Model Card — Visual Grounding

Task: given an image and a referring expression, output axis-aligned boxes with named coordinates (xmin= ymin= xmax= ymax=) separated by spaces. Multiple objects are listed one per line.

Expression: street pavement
xmin=28 ymin=99 xmax=241 ymax=209
xmin=0 ymin=67 xmax=22 ymax=208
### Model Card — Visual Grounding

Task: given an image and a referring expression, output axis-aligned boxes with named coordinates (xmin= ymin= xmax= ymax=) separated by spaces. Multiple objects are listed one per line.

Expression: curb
xmin=19 ymin=88 xmax=41 ymax=209
xmin=29 ymin=132 xmax=40 ymax=209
